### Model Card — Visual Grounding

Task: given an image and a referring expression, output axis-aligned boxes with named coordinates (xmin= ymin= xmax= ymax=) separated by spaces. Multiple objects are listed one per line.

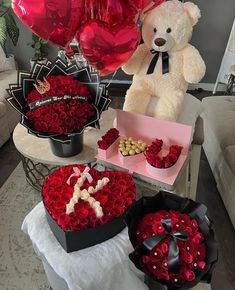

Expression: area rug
xmin=0 ymin=162 xmax=49 ymax=290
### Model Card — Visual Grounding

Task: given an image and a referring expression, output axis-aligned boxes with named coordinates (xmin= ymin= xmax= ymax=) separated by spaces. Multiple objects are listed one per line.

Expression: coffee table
xmin=13 ymin=124 xmax=103 ymax=191
xmin=13 ymin=123 xmax=189 ymax=197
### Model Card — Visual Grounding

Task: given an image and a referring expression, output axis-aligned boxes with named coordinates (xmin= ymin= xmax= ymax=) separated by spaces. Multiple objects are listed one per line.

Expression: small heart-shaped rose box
xmin=42 ymin=164 xmax=136 ymax=252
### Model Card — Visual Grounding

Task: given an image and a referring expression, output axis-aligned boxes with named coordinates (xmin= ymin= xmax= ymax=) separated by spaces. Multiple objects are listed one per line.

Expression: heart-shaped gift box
xmin=42 ymin=164 xmax=136 ymax=252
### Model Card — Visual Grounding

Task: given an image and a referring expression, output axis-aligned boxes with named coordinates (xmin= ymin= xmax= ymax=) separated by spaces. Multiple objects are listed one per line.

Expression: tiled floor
xmin=0 ymin=90 xmax=234 ymax=290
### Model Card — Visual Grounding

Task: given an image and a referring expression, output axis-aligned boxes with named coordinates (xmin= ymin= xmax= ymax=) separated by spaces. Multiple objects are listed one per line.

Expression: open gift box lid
xmin=96 ymin=110 xmax=192 ymax=187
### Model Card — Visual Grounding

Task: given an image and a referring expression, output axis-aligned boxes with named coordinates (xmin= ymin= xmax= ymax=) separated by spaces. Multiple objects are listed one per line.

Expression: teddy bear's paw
xmin=184 ymin=68 xmax=205 ymax=84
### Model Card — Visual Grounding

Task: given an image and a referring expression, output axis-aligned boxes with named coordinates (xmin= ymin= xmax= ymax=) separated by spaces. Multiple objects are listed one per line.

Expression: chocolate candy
xmin=119 ymin=137 xmax=147 ymax=156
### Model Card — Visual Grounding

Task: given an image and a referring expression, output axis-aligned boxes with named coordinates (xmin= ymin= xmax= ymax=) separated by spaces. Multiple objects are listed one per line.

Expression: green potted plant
xmin=0 ymin=0 xmax=19 ymax=47
xmin=28 ymin=33 xmax=48 ymax=68
xmin=0 ymin=0 xmax=19 ymax=68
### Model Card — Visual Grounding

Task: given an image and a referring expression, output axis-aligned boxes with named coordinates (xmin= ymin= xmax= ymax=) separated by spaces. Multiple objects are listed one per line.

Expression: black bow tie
xmin=141 ymin=218 xmax=189 ymax=272
xmin=147 ymin=50 xmax=169 ymax=75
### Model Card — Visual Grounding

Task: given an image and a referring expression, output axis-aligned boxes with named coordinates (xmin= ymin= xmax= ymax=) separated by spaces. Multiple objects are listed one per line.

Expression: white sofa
xmin=202 ymin=96 xmax=235 ymax=228
xmin=0 ymin=70 xmax=20 ymax=147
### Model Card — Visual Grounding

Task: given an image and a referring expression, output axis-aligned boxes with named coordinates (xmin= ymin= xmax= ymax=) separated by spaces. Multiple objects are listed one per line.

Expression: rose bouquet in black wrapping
xmin=125 ymin=192 xmax=218 ymax=290
xmin=7 ymin=58 xmax=111 ymax=157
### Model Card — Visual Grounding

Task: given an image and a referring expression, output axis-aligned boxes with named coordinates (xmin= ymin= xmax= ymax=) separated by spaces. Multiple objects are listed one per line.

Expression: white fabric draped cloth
xmin=22 ymin=202 xmax=147 ymax=290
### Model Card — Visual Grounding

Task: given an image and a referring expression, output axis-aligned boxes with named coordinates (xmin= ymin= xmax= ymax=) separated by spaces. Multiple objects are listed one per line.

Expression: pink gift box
xmin=96 ymin=110 xmax=192 ymax=186
xmin=118 ymin=150 xmax=146 ymax=166
xmin=146 ymin=159 xmax=178 ymax=178
xmin=97 ymin=138 xmax=120 ymax=159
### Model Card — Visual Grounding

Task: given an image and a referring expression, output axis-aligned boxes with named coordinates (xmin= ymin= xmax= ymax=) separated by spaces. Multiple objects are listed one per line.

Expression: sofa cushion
xmin=202 ymin=96 xmax=235 ymax=175
xmin=178 ymin=93 xmax=203 ymax=129
xmin=0 ymin=102 xmax=6 ymax=118
xmin=224 ymin=145 xmax=235 ymax=176
xmin=0 ymin=70 xmax=17 ymax=103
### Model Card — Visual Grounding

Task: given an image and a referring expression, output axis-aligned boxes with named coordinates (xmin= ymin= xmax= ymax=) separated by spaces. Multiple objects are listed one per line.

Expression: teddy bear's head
xmin=142 ymin=0 xmax=201 ymax=53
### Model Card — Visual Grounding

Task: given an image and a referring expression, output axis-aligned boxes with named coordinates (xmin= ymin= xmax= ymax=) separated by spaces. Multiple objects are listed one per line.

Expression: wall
xmin=104 ymin=0 xmax=235 ymax=84
xmin=6 ymin=16 xmax=58 ymax=70
xmin=192 ymin=0 xmax=235 ymax=83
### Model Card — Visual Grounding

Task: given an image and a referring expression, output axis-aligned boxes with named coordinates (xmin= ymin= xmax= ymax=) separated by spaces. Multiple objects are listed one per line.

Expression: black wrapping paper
xmin=7 ymin=58 xmax=111 ymax=143
xmin=125 ymin=192 xmax=218 ymax=290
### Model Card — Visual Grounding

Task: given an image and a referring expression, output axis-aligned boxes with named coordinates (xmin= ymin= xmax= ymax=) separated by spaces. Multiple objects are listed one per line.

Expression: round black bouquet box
xmin=125 ymin=192 xmax=218 ymax=290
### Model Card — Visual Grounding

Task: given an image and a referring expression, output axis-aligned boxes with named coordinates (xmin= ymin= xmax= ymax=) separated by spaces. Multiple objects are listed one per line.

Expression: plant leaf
xmin=32 ymin=33 xmax=39 ymax=41
xmin=5 ymin=13 xmax=19 ymax=46
xmin=2 ymin=0 xmax=12 ymax=8
xmin=0 ymin=17 xmax=7 ymax=46
xmin=0 ymin=6 xmax=8 ymax=17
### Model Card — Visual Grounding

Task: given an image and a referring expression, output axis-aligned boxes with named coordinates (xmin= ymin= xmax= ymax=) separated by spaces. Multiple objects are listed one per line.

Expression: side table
xmin=13 ymin=124 xmax=103 ymax=191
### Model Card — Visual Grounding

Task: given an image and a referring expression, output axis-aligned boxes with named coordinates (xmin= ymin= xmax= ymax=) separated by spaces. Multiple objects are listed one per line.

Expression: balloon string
xmin=106 ymin=70 xmax=118 ymax=88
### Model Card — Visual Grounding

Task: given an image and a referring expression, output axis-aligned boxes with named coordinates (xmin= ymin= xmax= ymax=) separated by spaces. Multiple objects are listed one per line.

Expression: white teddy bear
xmin=122 ymin=0 xmax=206 ymax=121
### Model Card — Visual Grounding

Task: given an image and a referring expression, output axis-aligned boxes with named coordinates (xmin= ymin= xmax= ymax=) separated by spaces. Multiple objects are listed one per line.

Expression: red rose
xmin=170 ymin=145 xmax=183 ymax=157
xmin=181 ymin=248 xmax=193 ymax=264
xmin=155 ymin=157 xmax=164 ymax=168
xmin=169 ymin=273 xmax=185 ymax=284
xmin=47 ymin=176 xmax=63 ymax=187
xmin=161 ymin=242 xmax=169 ymax=254
xmin=157 ymin=270 xmax=170 ymax=281
xmin=146 ymin=157 xmax=156 ymax=166
xmin=198 ymin=261 xmax=206 ymax=269
xmin=33 ymin=109 xmax=42 ymax=118
xmin=154 ymin=139 xmax=163 ymax=148
xmin=57 ymin=213 xmax=70 ymax=230
xmin=164 ymin=153 xmax=178 ymax=168
xmin=60 ymin=193 xmax=72 ymax=203
xmin=97 ymin=128 xmax=119 ymax=149
xmin=191 ymin=232 xmax=204 ymax=244
xmin=153 ymin=221 xmax=165 ymax=234
xmin=142 ymin=255 xmax=150 ymax=264
xmin=150 ymin=248 xmax=163 ymax=261
xmin=183 ymin=270 xmax=196 ymax=281
xmin=97 ymin=140 xmax=109 ymax=150
xmin=194 ymin=244 xmax=206 ymax=260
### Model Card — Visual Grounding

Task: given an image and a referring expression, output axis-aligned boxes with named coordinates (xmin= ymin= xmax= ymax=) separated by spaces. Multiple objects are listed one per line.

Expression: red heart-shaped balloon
xmin=13 ymin=0 xmax=84 ymax=47
xmin=77 ymin=20 xmax=140 ymax=75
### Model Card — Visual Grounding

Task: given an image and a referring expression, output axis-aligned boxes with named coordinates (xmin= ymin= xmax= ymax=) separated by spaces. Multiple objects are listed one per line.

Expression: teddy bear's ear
xmin=183 ymin=2 xmax=201 ymax=26
xmin=139 ymin=1 xmax=156 ymax=22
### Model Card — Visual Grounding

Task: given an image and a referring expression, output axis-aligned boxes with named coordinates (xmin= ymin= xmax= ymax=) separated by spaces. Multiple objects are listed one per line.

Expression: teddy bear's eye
xmin=166 ymin=27 xmax=172 ymax=33
xmin=153 ymin=28 xmax=157 ymax=33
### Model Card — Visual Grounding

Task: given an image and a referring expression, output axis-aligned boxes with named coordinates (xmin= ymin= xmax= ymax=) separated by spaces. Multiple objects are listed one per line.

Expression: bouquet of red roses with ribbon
xmin=125 ymin=192 xmax=218 ymax=290
xmin=7 ymin=58 xmax=111 ymax=157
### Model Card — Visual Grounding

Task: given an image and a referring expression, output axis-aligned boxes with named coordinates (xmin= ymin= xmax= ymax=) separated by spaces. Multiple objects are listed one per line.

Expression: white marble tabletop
xmin=13 ymin=124 xmax=104 ymax=166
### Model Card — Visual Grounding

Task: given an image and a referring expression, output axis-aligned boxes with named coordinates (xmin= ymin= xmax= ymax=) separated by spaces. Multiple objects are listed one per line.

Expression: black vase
xmin=49 ymin=133 xmax=84 ymax=157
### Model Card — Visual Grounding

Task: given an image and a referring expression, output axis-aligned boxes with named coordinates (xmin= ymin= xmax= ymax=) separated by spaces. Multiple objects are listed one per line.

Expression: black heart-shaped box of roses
xmin=42 ymin=164 xmax=136 ymax=252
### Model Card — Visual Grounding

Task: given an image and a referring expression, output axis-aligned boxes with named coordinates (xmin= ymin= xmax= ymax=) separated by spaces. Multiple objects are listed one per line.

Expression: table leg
xmin=21 ymin=155 xmax=59 ymax=191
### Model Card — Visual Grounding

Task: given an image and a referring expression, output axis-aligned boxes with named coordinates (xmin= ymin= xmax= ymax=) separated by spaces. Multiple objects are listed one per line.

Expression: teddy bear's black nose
xmin=154 ymin=38 xmax=166 ymax=47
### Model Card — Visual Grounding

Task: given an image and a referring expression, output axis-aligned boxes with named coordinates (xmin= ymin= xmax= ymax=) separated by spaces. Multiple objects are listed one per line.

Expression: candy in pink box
xmin=96 ymin=110 xmax=192 ymax=186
